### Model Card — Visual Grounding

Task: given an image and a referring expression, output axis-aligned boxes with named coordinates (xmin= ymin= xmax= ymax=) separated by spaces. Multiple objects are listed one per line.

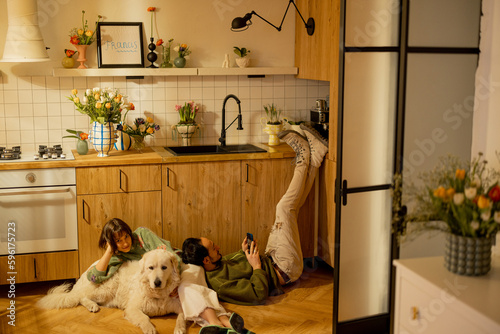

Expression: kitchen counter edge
xmin=0 ymin=144 xmax=296 ymax=170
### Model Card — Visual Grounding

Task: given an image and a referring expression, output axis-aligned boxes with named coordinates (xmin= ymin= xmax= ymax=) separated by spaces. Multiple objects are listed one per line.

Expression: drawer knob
xmin=411 ymin=306 xmax=419 ymax=320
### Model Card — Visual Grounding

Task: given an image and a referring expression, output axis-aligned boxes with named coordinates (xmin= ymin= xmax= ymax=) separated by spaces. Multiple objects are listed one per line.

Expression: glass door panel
xmin=401 ymin=53 xmax=477 ymax=258
xmin=345 ymin=0 xmax=400 ymax=47
xmin=408 ymin=0 xmax=481 ymax=47
xmin=338 ymin=189 xmax=392 ymax=321
xmin=343 ymin=52 xmax=398 ymax=188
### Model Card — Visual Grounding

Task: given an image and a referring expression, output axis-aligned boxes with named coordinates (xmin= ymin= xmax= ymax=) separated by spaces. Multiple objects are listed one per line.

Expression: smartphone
xmin=246 ymin=233 xmax=254 ymax=243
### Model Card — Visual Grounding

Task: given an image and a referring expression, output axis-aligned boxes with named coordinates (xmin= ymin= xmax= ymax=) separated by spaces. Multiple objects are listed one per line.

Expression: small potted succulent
xmin=234 ymin=46 xmax=251 ymax=68
xmin=261 ymin=104 xmax=285 ymax=146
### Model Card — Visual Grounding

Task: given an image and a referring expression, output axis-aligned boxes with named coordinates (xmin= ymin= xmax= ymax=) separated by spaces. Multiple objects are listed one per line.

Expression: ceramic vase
xmin=261 ymin=118 xmax=284 ymax=146
xmin=75 ymin=45 xmax=88 ymax=69
xmin=131 ymin=136 xmax=146 ymax=152
xmin=89 ymin=121 xmax=116 ymax=157
xmin=147 ymin=37 xmax=158 ymax=68
xmin=444 ymin=232 xmax=492 ymax=276
xmin=76 ymin=139 xmax=88 ymax=155
xmin=61 ymin=56 xmax=75 ymax=68
xmin=235 ymin=56 xmax=250 ymax=68
xmin=114 ymin=127 xmax=132 ymax=151
xmin=174 ymin=124 xmax=198 ymax=146
xmin=174 ymin=56 xmax=186 ymax=68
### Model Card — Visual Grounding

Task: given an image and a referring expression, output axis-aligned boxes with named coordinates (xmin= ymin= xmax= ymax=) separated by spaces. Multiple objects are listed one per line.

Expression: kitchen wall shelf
xmin=53 ymin=68 xmax=198 ymax=77
xmin=52 ymin=67 xmax=298 ymax=77
xmin=197 ymin=67 xmax=298 ymax=76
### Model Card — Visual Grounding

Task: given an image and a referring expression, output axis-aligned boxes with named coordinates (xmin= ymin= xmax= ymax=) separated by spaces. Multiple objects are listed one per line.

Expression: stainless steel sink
xmin=165 ymin=144 xmax=267 ymax=156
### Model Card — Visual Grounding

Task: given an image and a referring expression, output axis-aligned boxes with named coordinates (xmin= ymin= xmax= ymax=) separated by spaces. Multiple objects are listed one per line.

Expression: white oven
xmin=0 ymin=168 xmax=78 ymax=255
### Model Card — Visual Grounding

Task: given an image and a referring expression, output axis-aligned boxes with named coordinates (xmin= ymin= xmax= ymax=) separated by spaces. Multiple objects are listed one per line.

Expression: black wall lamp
xmin=231 ymin=0 xmax=315 ymax=36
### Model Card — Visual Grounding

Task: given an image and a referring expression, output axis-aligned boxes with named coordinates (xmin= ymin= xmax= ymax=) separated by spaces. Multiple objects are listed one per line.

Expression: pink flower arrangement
xmin=175 ymin=101 xmax=199 ymax=124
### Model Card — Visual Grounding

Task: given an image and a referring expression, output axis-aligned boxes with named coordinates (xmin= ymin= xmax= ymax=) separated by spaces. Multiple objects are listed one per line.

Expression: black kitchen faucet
xmin=219 ymin=94 xmax=244 ymax=147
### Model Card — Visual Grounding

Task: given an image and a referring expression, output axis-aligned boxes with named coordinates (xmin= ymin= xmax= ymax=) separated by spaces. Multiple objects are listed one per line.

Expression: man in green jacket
xmin=182 ymin=124 xmax=329 ymax=306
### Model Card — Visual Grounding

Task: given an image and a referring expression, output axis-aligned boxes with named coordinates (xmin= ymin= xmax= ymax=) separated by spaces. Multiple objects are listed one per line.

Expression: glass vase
xmin=132 ymin=136 xmax=146 ymax=152
xmin=161 ymin=45 xmax=173 ymax=68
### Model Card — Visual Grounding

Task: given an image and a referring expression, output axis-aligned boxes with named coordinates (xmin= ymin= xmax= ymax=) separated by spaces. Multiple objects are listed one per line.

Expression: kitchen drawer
xmin=0 ymin=251 xmax=79 ymax=284
xmin=76 ymin=165 xmax=161 ymax=194
xmin=397 ymin=277 xmax=487 ymax=334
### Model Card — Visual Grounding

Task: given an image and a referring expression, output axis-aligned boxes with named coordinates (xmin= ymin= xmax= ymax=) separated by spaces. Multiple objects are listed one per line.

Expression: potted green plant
xmin=234 ymin=46 xmax=251 ymax=68
xmin=261 ymin=104 xmax=284 ymax=145
xmin=394 ymin=153 xmax=500 ymax=276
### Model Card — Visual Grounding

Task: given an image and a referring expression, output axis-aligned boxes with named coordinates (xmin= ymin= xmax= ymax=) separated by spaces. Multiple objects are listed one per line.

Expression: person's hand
xmin=242 ymin=236 xmax=250 ymax=252
xmin=244 ymin=240 xmax=261 ymax=270
xmin=169 ymin=286 xmax=179 ymax=298
xmin=105 ymin=242 xmax=114 ymax=255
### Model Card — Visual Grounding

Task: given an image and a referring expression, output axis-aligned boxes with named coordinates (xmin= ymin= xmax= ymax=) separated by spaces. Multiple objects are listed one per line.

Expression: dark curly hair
xmin=181 ymin=238 xmax=209 ymax=265
xmin=98 ymin=218 xmax=133 ymax=253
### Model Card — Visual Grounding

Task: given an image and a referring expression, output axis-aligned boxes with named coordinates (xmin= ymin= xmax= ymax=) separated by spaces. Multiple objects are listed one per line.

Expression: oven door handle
xmin=0 ymin=187 xmax=72 ymax=196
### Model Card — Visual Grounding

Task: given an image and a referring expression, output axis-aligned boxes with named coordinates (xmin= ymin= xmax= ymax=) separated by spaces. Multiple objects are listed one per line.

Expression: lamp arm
xmin=251 ymin=10 xmax=282 ymax=32
xmin=289 ymin=0 xmax=311 ymax=29
xmin=253 ymin=0 xmax=311 ymax=32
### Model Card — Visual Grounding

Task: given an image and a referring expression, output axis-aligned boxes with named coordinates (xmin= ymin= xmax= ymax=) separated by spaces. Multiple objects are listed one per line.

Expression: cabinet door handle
xmin=119 ymin=169 xmax=125 ymax=192
xmin=246 ymin=163 xmax=249 ymax=183
xmin=411 ymin=306 xmax=419 ymax=320
xmin=82 ymin=199 xmax=90 ymax=224
xmin=34 ymin=258 xmax=37 ymax=279
xmin=167 ymin=168 xmax=170 ymax=187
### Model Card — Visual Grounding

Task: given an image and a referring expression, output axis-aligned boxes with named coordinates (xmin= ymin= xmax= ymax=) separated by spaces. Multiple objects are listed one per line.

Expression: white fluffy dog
xmin=37 ymin=249 xmax=186 ymax=334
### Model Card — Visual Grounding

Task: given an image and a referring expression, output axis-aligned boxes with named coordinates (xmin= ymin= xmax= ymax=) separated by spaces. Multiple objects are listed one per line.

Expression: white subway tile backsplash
xmin=0 ymin=74 xmax=329 ymax=151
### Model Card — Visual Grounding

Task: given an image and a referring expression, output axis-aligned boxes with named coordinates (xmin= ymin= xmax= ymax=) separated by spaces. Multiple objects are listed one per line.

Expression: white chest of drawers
xmin=393 ymin=256 xmax=500 ymax=334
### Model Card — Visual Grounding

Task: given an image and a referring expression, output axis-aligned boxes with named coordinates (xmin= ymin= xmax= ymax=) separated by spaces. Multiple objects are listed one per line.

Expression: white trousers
xmin=265 ymin=159 xmax=319 ymax=282
xmin=178 ymin=263 xmax=230 ymax=327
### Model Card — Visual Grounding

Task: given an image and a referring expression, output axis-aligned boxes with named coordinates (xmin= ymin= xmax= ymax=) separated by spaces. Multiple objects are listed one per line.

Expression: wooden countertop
xmin=0 ymin=143 xmax=296 ymax=170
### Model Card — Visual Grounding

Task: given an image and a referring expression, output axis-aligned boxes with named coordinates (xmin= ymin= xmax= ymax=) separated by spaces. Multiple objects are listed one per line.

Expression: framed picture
xmin=97 ymin=22 xmax=144 ymax=68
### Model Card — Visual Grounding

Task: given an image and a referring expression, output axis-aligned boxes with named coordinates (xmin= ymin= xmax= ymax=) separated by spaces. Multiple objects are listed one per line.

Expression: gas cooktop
xmin=0 ymin=145 xmax=75 ymax=163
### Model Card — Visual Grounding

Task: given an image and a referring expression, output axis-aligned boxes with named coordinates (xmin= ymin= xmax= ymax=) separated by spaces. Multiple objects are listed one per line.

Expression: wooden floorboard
xmin=0 ymin=261 xmax=333 ymax=334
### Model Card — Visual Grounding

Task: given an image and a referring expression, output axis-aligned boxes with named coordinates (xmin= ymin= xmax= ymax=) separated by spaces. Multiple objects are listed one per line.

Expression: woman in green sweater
xmin=88 ymin=218 xmax=246 ymax=332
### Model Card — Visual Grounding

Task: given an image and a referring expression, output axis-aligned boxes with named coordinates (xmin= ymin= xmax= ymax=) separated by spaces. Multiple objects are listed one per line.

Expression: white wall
xmin=0 ymin=0 xmax=296 ymax=74
xmin=472 ymin=0 xmax=500 ymax=254
xmin=472 ymin=0 xmax=500 ymax=171
xmin=0 ymin=0 xmax=330 ymax=151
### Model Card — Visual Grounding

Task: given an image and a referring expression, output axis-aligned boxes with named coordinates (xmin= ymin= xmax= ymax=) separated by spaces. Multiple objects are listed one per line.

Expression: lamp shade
xmin=1 ymin=0 xmax=50 ymax=62
xmin=231 ymin=13 xmax=253 ymax=32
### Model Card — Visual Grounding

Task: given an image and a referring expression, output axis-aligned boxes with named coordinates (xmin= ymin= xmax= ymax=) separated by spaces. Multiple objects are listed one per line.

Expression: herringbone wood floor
xmin=0 ymin=260 xmax=333 ymax=334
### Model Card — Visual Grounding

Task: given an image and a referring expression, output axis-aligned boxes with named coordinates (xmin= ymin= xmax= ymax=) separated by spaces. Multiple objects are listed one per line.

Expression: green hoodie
xmin=205 ymin=250 xmax=284 ymax=305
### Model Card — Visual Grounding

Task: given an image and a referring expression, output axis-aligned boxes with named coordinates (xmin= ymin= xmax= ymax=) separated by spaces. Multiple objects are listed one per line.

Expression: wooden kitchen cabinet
xmin=76 ymin=165 xmax=161 ymax=194
xmin=243 ymin=158 xmax=314 ymax=257
xmin=162 ymin=161 xmax=242 ymax=253
xmin=295 ymin=0 xmax=340 ymax=82
xmin=76 ymin=165 xmax=162 ymax=274
xmin=0 ymin=251 xmax=79 ymax=284
xmin=163 ymin=158 xmax=314 ymax=256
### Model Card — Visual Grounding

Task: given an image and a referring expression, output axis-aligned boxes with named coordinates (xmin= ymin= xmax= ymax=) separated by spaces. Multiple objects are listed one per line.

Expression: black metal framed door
xmin=332 ymin=1 xmax=481 ymax=333
xmin=332 ymin=1 xmax=406 ymax=333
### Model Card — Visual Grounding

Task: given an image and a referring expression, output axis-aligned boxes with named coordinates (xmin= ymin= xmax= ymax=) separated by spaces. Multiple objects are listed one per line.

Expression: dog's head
xmin=139 ymin=249 xmax=180 ymax=291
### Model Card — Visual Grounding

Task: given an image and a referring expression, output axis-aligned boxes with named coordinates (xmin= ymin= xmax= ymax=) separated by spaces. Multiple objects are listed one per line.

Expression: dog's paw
xmin=142 ymin=326 xmax=157 ymax=334
xmin=87 ymin=304 xmax=100 ymax=313
xmin=173 ymin=328 xmax=186 ymax=334
xmin=140 ymin=322 xmax=157 ymax=334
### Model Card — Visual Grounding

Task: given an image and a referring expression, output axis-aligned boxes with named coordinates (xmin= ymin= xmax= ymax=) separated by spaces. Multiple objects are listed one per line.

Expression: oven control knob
xmin=26 ymin=172 xmax=36 ymax=183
